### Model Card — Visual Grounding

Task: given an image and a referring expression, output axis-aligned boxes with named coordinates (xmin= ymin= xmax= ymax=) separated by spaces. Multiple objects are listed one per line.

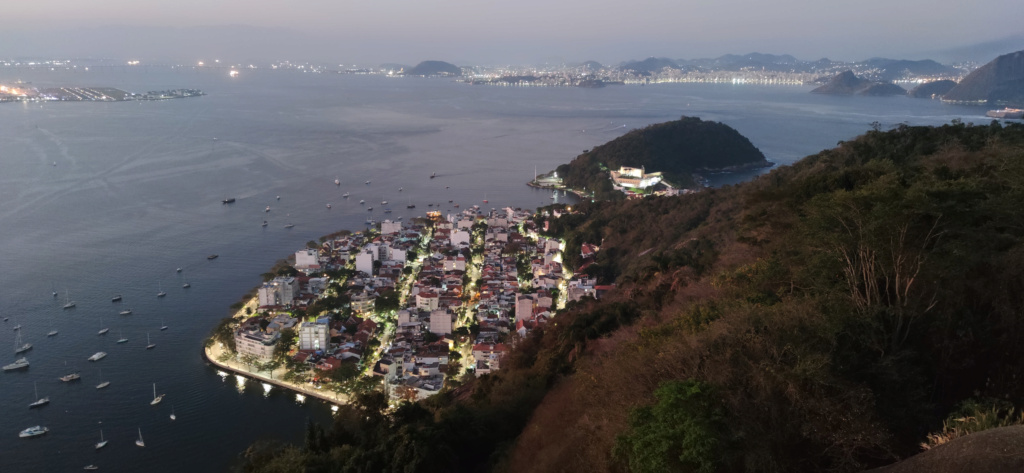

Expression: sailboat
xmin=119 ymin=298 xmax=132 ymax=316
xmin=182 ymin=282 xmax=190 ymax=288
xmin=170 ymin=405 xmax=177 ymax=421
xmin=150 ymin=383 xmax=164 ymax=405
xmin=14 ymin=331 xmax=32 ymax=354
xmin=116 ymin=330 xmax=128 ymax=344
xmin=135 ymin=428 xmax=145 ymax=447
xmin=160 ymin=317 xmax=168 ymax=331
xmin=98 ymin=312 xmax=109 ymax=335
xmin=146 ymin=333 xmax=155 ymax=349
xmin=28 ymin=381 xmax=49 ymax=408
xmin=47 ymin=315 xmax=58 ymax=337
xmin=95 ymin=429 xmax=108 ymax=449
xmin=96 ymin=368 xmax=110 ymax=389
xmin=62 ymin=289 xmax=76 ymax=309
xmin=156 ymin=282 xmax=166 ymax=298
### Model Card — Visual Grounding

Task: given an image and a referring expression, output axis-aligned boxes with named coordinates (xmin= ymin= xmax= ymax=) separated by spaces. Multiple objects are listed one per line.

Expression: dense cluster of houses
xmin=230 ymin=205 xmax=613 ymax=401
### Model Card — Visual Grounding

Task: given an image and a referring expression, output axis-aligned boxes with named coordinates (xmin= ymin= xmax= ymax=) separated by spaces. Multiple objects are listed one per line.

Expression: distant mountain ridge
xmin=943 ymin=50 xmax=1024 ymax=106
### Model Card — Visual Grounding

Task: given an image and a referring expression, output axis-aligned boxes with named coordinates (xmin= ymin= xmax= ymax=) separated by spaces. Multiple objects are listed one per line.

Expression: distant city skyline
xmin=1 ymin=0 xmax=1022 ymax=64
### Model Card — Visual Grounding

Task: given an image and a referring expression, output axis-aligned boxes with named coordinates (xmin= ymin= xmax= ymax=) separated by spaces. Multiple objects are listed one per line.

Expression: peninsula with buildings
xmin=205 ymin=205 xmax=607 ymax=403
xmin=0 ymin=83 xmax=204 ymax=103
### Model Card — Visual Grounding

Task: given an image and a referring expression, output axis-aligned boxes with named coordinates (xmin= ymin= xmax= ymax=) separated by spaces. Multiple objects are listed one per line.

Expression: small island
xmin=532 ymin=116 xmax=771 ymax=200
xmin=811 ymin=70 xmax=906 ymax=96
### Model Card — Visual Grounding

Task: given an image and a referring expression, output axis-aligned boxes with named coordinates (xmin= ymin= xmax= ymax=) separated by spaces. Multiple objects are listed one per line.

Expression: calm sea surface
xmin=0 ymin=66 xmax=988 ymax=471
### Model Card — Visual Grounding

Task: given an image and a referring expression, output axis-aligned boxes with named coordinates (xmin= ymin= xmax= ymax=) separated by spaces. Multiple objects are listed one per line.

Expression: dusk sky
xmin=2 ymin=0 xmax=1022 ymax=64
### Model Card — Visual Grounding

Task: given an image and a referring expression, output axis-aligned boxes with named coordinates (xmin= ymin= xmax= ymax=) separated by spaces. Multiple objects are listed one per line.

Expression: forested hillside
xmin=238 ymin=120 xmax=1024 ymax=473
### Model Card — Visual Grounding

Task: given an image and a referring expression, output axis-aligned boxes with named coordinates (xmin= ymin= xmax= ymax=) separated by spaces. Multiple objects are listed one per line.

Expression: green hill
xmin=238 ymin=121 xmax=1024 ymax=473
xmin=555 ymin=116 xmax=769 ymax=199
xmin=907 ymin=79 xmax=957 ymax=98
xmin=403 ymin=60 xmax=461 ymax=76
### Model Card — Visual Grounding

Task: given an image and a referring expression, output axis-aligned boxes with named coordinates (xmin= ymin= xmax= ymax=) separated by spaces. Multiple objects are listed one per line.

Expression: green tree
xmin=374 ymin=289 xmax=400 ymax=314
xmin=614 ymin=380 xmax=727 ymax=473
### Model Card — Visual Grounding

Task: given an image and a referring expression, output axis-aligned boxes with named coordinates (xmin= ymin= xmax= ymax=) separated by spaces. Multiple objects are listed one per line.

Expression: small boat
xmin=84 ymin=465 xmax=99 ymax=471
xmin=156 ymin=282 xmax=166 ymax=298
xmin=367 ymin=207 xmax=373 ymax=211
xmin=342 ymin=192 xmax=349 ymax=198
xmin=445 ymin=186 xmax=450 ymax=189
xmin=60 ymin=372 xmax=80 ymax=382
xmin=448 ymin=199 xmax=453 ymax=203
xmin=116 ymin=331 xmax=128 ymax=344
xmin=284 ymin=223 xmax=295 ymax=229
xmin=382 ymin=200 xmax=388 ymax=205
xmin=207 ymin=254 xmax=219 ymax=260
xmin=170 ymin=405 xmax=177 ymax=421
xmin=4 ymin=357 xmax=29 ymax=371
xmin=146 ymin=333 xmax=155 ymax=349
xmin=119 ymin=308 xmax=133 ymax=315
xmin=12 ymin=324 xmax=21 ymax=331
xmin=96 ymin=368 xmax=110 ymax=389
xmin=183 ymin=282 xmax=190 ymax=288
xmin=150 ymin=383 xmax=164 ymax=405
xmin=96 ymin=429 xmax=108 ymax=449
xmin=176 ymin=267 xmax=182 ymax=272
xmin=365 ymin=180 xmax=371 ymax=185
xmin=427 ymin=203 xmax=433 ymax=207
xmin=222 ymin=197 xmax=236 ymax=204
xmin=88 ymin=352 xmax=107 ymax=362
xmin=359 ymin=199 xmax=365 ymax=204
xmin=326 ymin=203 xmax=331 ymax=209
xmin=407 ymin=204 xmax=415 ymax=209
xmin=28 ymin=382 xmax=49 ymax=409
xmin=111 ymin=294 xmax=122 ymax=302
xmin=397 ymin=216 xmax=403 ymax=221
xmin=14 ymin=331 xmax=31 ymax=354
xmin=98 ymin=328 xmax=109 ymax=335
xmin=47 ymin=329 xmax=58 ymax=337
xmin=453 ymin=203 xmax=460 ymax=208
xmin=135 ymin=428 xmax=145 ymax=447
xmin=262 ymin=220 xmax=268 ymax=227
xmin=334 ymin=178 xmax=340 ymax=186
xmin=265 ymin=206 xmax=271 ymax=212
xmin=63 ymin=289 xmax=76 ymax=309
xmin=384 ymin=208 xmax=392 ymax=213
xmin=19 ymin=426 xmax=48 ymax=438
xmin=430 ymin=172 xmax=436 ymax=179
xmin=398 ymin=187 xmax=403 ymax=192
xmin=276 ymin=195 xmax=280 ymax=200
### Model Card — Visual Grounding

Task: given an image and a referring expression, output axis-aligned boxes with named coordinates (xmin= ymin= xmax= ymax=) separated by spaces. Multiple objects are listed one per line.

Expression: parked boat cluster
xmin=4 ymin=271 xmax=189 ymax=469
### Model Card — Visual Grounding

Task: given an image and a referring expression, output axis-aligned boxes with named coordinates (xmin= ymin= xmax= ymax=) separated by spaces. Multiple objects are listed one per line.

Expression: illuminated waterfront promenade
xmin=204 ymin=342 xmax=349 ymax=406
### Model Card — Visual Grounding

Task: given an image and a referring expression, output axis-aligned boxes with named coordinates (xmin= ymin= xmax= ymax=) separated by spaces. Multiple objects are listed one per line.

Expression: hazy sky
xmin=1 ymin=0 xmax=1022 ymax=64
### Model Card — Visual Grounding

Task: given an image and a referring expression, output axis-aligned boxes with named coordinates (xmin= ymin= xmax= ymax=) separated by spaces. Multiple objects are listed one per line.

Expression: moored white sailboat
xmin=151 ymin=382 xmax=164 ymax=405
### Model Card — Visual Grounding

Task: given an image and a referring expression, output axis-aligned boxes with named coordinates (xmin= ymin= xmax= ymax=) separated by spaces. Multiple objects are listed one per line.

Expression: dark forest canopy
xmin=239 ymin=121 xmax=1024 ymax=473
xmin=555 ymin=116 xmax=769 ymax=199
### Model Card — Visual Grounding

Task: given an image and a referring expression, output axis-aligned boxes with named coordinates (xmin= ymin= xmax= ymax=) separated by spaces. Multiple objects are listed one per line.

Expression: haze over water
xmin=0 ymin=66 xmax=987 ymax=471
